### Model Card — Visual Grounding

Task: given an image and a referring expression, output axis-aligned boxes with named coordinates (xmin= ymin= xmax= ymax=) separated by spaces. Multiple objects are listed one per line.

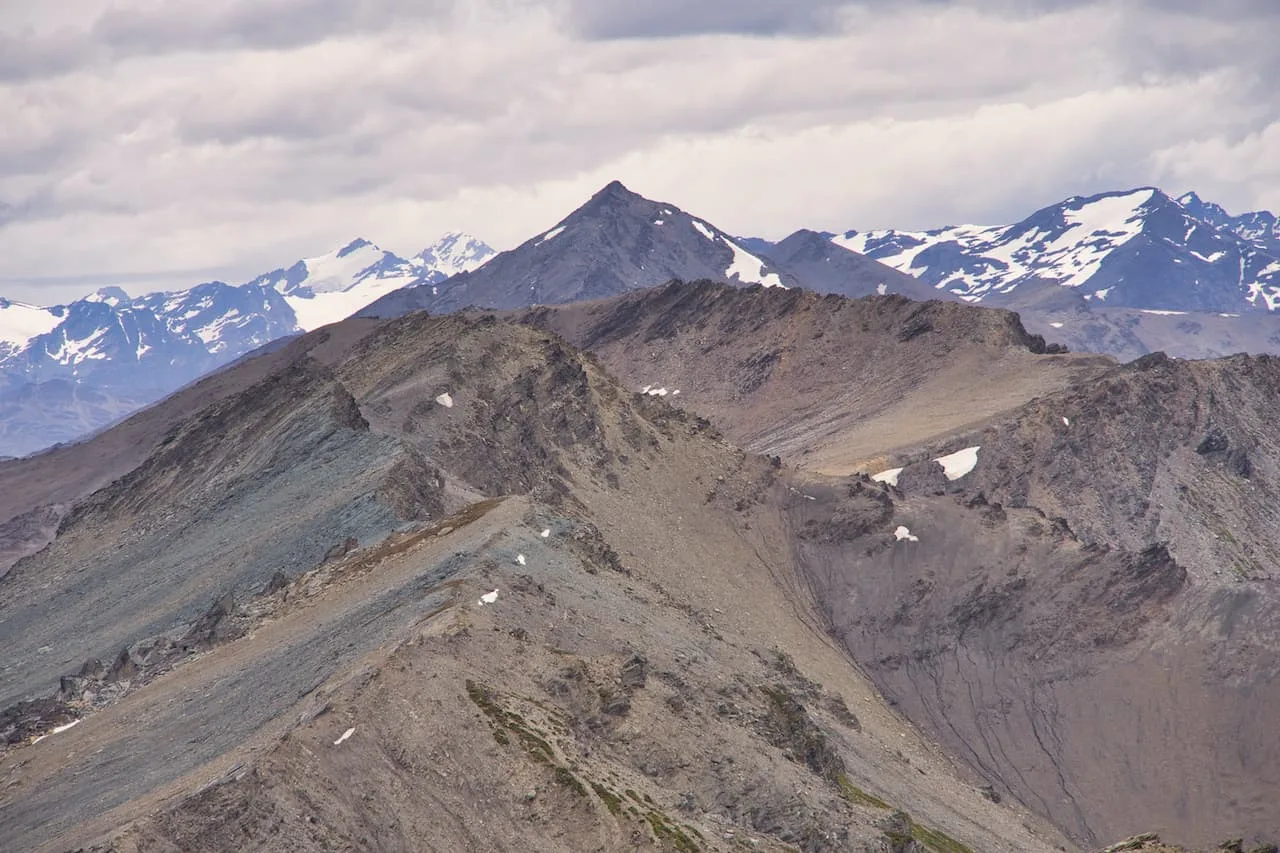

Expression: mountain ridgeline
xmin=0 ymin=234 xmax=494 ymax=458
xmin=2 ymin=279 xmax=1278 ymax=851
xmin=524 ymin=282 xmax=1280 ymax=847
xmin=361 ymin=182 xmax=1280 ymax=367
xmin=0 ymin=296 xmax=1078 ymax=853
xmin=7 ymin=180 xmax=1280 ymax=458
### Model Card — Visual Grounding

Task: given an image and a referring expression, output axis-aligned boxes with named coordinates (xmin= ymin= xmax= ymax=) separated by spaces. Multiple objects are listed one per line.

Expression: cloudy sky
xmin=2 ymin=0 xmax=1278 ymax=303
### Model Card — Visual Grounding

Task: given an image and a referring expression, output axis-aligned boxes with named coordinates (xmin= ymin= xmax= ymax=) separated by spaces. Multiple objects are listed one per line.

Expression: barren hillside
xmin=0 ymin=310 xmax=1066 ymax=853
xmin=524 ymin=282 xmax=1280 ymax=848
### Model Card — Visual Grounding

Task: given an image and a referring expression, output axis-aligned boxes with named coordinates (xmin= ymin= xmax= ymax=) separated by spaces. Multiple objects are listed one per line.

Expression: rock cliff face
xmin=819 ymin=352 xmax=1280 ymax=846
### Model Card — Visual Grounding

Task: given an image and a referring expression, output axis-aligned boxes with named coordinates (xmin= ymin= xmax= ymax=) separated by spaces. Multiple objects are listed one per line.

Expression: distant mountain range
xmin=5 ymin=181 xmax=1280 ymax=458
xmin=833 ymin=187 xmax=1280 ymax=314
xmin=0 ymin=233 xmax=494 ymax=458
xmin=822 ymin=188 xmax=1280 ymax=360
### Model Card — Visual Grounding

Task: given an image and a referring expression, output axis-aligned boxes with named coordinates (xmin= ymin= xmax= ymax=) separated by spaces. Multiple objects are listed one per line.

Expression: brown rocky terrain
xmin=520 ymin=281 xmax=1112 ymax=473
xmin=0 ymin=308 xmax=1068 ymax=853
xmin=3 ymin=281 xmax=1277 ymax=852
xmin=522 ymin=282 xmax=1280 ymax=849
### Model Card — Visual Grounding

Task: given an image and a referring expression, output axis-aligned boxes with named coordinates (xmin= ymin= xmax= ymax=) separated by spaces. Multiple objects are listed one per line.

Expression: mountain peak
xmin=85 ymin=286 xmax=131 ymax=307
xmin=834 ymin=184 xmax=1280 ymax=315
xmin=336 ymin=238 xmax=374 ymax=258
xmin=600 ymin=178 xmax=632 ymax=195
xmin=415 ymin=232 xmax=495 ymax=278
xmin=586 ymin=179 xmax=643 ymax=207
xmin=1175 ymin=190 xmax=1231 ymax=223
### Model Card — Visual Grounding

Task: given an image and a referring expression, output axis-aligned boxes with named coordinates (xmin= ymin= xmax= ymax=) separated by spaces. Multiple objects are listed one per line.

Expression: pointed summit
xmin=359 ymin=184 xmax=792 ymax=318
xmin=587 ymin=179 xmax=638 ymax=202
xmin=576 ymin=179 xmax=654 ymax=218
xmin=414 ymin=232 xmax=495 ymax=281
xmin=85 ymin=286 xmax=132 ymax=307
xmin=1176 ymin=190 xmax=1231 ymax=226
xmin=336 ymin=238 xmax=373 ymax=258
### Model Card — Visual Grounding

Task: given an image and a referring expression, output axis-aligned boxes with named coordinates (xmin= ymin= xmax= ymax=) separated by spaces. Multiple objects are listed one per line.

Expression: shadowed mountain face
xmin=790 ymin=353 xmax=1280 ymax=847
xmin=0 ymin=302 xmax=1070 ymax=853
xmin=359 ymin=181 xmax=798 ymax=317
xmin=742 ymin=230 xmax=942 ymax=304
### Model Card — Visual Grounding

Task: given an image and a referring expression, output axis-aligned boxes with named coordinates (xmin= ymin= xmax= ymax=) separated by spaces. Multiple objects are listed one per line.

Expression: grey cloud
xmin=0 ymin=0 xmax=450 ymax=82
xmin=89 ymin=0 xmax=425 ymax=54
xmin=1 ymin=0 xmax=1278 ymax=294
xmin=0 ymin=27 xmax=102 ymax=82
xmin=563 ymin=0 xmax=849 ymax=38
xmin=562 ymin=0 xmax=1113 ymax=40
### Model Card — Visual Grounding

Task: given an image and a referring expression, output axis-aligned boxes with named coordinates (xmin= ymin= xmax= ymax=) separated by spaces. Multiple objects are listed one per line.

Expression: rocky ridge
xmin=0 ymin=305 xmax=1067 ymax=853
xmin=521 ymin=281 xmax=1280 ymax=848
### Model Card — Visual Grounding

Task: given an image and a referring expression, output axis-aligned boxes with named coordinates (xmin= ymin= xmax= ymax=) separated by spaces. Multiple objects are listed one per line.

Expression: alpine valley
xmin=3 ymin=181 xmax=1280 ymax=853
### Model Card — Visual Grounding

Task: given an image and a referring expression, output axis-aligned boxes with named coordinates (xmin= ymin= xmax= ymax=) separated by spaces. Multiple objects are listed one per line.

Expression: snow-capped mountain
xmin=739 ymin=229 xmax=941 ymax=302
xmin=1177 ymin=191 xmax=1280 ymax=256
xmin=0 ymin=232 xmax=493 ymax=457
xmin=836 ymin=188 xmax=1280 ymax=314
xmin=360 ymin=181 xmax=798 ymax=317
xmin=246 ymin=235 xmax=495 ymax=332
xmin=0 ymin=299 xmax=65 ymax=361
xmin=2 ymin=283 xmax=295 ymax=393
xmin=415 ymin=231 xmax=495 ymax=281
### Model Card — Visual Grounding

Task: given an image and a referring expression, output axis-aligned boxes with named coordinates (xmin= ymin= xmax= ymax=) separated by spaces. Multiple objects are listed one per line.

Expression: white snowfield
xmin=894 ymin=525 xmax=919 ymax=542
xmin=690 ymin=220 xmax=786 ymax=289
xmin=479 ymin=588 xmax=500 ymax=605
xmin=31 ymin=718 xmax=81 ymax=744
xmin=536 ymin=225 xmax=566 ymax=245
xmin=872 ymin=467 xmax=903 ymax=487
xmin=834 ymin=189 xmax=1156 ymax=302
xmin=281 ymin=233 xmax=492 ymax=332
xmin=871 ymin=447 xmax=979 ymax=485
xmin=0 ymin=300 xmax=61 ymax=348
xmin=333 ymin=727 xmax=356 ymax=746
xmin=934 ymin=446 xmax=980 ymax=480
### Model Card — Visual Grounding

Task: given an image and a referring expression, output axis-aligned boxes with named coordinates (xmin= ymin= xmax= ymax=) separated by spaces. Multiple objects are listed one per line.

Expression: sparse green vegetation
xmin=590 ymin=781 xmax=624 ymax=816
xmin=644 ymin=809 xmax=702 ymax=853
xmin=836 ymin=774 xmax=891 ymax=810
xmin=882 ymin=809 xmax=974 ymax=853
xmin=910 ymin=820 xmax=975 ymax=853
xmin=554 ymin=765 xmax=588 ymax=798
xmin=465 ymin=679 xmax=555 ymax=764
